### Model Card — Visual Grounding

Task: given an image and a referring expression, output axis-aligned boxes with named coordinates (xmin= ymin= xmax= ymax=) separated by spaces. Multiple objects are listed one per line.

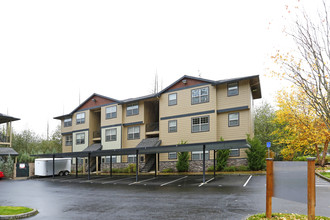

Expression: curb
xmin=0 ymin=209 xmax=38 ymax=219
xmin=316 ymin=172 xmax=330 ymax=182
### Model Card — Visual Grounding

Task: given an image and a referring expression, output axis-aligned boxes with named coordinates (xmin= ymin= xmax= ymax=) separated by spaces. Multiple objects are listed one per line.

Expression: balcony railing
xmin=0 ymin=133 xmax=10 ymax=143
xmin=146 ymin=122 xmax=159 ymax=132
xmin=93 ymin=131 xmax=101 ymax=139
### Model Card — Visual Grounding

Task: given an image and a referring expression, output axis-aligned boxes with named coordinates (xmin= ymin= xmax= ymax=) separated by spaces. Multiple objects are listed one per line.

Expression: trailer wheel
xmin=64 ymin=171 xmax=69 ymax=176
xmin=59 ymin=171 xmax=64 ymax=176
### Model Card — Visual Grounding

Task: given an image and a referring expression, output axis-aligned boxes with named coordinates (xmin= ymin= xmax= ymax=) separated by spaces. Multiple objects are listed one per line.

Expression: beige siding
xmin=122 ymin=124 xmax=145 ymax=148
xmin=72 ymin=130 xmax=89 ymax=152
xmin=72 ymin=110 xmax=90 ymax=131
xmin=62 ymin=136 xmax=72 ymax=153
xmin=217 ymin=80 xmax=252 ymax=110
xmin=61 ymin=119 xmax=73 ymax=134
xmin=101 ymin=104 xmax=123 ymax=127
xmin=101 ymin=126 xmax=122 ymax=150
xmin=122 ymin=102 xmax=144 ymax=124
xmin=217 ymin=110 xmax=251 ymax=141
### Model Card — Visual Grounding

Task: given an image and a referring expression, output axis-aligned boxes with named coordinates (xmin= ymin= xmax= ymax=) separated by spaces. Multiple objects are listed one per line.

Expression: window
xmin=65 ymin=135 xmax=72 ymax=146
xmin=64 ymin=118 xmax=72 ymax=127
xmin=127 ymin=126 xmax=140 ymax=140
xmin=227 ymin=82 xmax=239 ymax=96
xmin=192 ymin=116 xmax=209 ymax=133
xmin=192 ymin=151 xmax=209 ymax=160
xmin=168 ymin=120 xmax=177 ymax=133
xmin=191 ymin=87 xmax=209 ymax=104
xmin=76 ymin=112 xmax=85 ymax=124
xmin=229 ymin=149 xmax=240 ymax=157
xmin=105 ymin=128 xmax=117 ymax=142
xmin=168 ymin=152 xmax=177 ymax=159
xmin=127 ymin=103 xmax=139 ymax=116
xmin=106 ymin=106 xmax=117 ymax=119
xmin=228 ymin=113 xmax=239 ymax=127
xmin=128 ymin=155 xmax=136 ymax=163
xmin=105 ymin=156 xmax=117 ymax=163
xmin=168 ymin=93 xmax=177 ymax=106
xmin=76 ymin=133 xmax=85 ymax=145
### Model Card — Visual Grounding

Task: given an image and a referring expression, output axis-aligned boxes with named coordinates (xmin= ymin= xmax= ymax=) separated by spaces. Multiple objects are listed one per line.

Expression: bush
xmin=162 ymin=168 xmax=174 ymax=173
xmin=176 ymin=152 xmax=189 ymax=172
xmin=0 ymin=156 xmax=14 ymax=178
xmin=246 ymin=136 xmax=267 ymax=171
xmin=223 ymin=166 xmax=236 ymax=172
xmin=18 ymin=152 xmax=34 ymax=163
xmin=216 ymin=149 xmax=230 ymax=171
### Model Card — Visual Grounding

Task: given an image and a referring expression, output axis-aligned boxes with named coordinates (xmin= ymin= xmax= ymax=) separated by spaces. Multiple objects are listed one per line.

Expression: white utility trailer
xmin=35 ymin=158 xmax=71 ymax=176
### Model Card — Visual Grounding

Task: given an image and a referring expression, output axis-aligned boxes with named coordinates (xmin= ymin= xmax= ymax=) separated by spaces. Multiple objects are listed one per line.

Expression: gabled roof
xmin=0 ymin=113 xmax=20 ymax=124
xmin=54 ymin=93 xmax=121 ymax=120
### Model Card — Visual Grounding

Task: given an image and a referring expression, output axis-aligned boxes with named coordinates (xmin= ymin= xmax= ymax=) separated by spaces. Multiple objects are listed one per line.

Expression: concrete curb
xmin=0 ymin=209 xmax=38 ymax=219
xmin=316 ymin=172 xmax=330 ymax=182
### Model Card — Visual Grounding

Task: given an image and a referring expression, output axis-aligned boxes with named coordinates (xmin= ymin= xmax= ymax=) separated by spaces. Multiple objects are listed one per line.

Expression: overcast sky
xmin=0 ymin=0 xmax=317 ymax=137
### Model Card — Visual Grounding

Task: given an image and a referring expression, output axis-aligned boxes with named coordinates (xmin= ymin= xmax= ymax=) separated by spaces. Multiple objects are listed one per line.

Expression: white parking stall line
xmin=198 ymin=177 xmax=215 ymax=187
xmin=129 ymin=177 xmax=156 ymax=185
xmin=243 ymin=175 xmax=252 ymax=187
xmin=160 ymin=176 xmax=188 ymax=187
xmin=102 ymin=177 xmax=134 ymax=184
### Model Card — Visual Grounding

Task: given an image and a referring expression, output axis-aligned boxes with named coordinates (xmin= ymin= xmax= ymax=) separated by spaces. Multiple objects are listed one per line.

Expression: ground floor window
xmin=128 ymin=155 xmax=136 ymax=163
xmin=105 ymin=156 xmax=118 ymax=163
xmin=229 ymin=149 xmax=240 ymax=157
xmin=191 ymin=151 xmax=209 ymax=160
xmin=168 ymin=152 xmax=177 ymax=159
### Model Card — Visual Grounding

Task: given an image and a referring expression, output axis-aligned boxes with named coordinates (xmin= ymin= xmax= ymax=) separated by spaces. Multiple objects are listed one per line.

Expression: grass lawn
xmin=247 ymin=213 xmax=330 ymax=220
xmin=320 ymin=172 xmax=330 ymax=178
xmin=0 ymin=206 xmax=33 ymax=215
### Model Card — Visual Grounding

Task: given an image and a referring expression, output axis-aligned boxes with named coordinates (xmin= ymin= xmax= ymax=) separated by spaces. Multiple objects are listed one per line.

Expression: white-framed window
xmin=65 ymin=135 xmax=72 ymax=146
xmin=64 ymin=118 xmax=72 ymax=127
xmin=191 ymin=87 xmax=209 ymax=104
xmin=128 ymin=155 xmax=136 ymax=163
xmin=228 ymin=112 xmax=239 ymax=127
xmin=76 ymin=133 xmax=85 ymax=145
xmin=168 ymin=120 xmax=177 ymax=133
xmin=76 ymin=112 xmax=85 ymax=124
xmin=227 ymin=82 xmax=239 ymax=96
xmin=105 ymin=156 xmax=118 ymax=163
xmin=168 ymin=93 xmax=177 ymax=106
xmin=105 ymin=128 xmax=117 ymax=142
xmin=192 ymin=151 xmax=209 ymax=160
xmin=127 ymin=103 xmax=139 ymax=116
xmin=168 ymin=152 xmax=177 ymax=159
xmin=229 ymin=149 xmax=240 ymax=157
xmin=106 ymin=106 xmax=117 ymax=119
xmin=192 ymin=116 xmax=209 ymax=133
xmin=127 ymin=126 xmax=140 ymax=140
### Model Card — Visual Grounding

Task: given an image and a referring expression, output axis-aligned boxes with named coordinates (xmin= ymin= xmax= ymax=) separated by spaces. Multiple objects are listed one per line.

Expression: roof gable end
xmin=75 ymin=93 xmax=120 ymax=112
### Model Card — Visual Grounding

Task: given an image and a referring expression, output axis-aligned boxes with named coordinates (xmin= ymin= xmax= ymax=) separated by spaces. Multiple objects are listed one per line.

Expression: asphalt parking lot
xmin=1 ymin=174 xmax=330 ymax=220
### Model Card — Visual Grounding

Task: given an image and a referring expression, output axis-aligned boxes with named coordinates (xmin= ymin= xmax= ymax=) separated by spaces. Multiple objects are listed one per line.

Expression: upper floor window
xmin=168 ymin=93 xmax=177 ymax=106
xmin=76 ymin=112 xmax=85 ymax=125
xmin=192 ymin=116 xmax=209 ymax=133
xmin=192 ymin=151 xmax=209 ymax=160
xmin=105 ymin=128 xmax=117 ymax=142
xmin=127 ymin=126 xmax=140 ymax=140
xmin=64 ymin=118 xmax=72 ymax=127
xmin=191 ymin=87 xmax=209 ymax=104
xmin=76 ymin=133 xmax=85 ymax=145
xmin=127 ymin=103 xmax=139 ymax=116
xmin=106 ymin=106 xmax=117 ymax=119
xmin=227 ymin=82 xmax=239 ymax=96
xmin=168 ymin=120 xmax=177 ymax=133
xmin=65 ymin=135 xmax=72 ymax=146
xmin=228 ymin=112 xmax=239 ymax=127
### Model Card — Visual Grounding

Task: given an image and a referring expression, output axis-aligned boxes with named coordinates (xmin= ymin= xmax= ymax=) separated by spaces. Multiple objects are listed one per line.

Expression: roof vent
xmin=182 ymin=79 xmax=187 ymax=84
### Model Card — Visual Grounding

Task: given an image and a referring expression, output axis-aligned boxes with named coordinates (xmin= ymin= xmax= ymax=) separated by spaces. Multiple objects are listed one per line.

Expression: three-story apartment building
xmin=54 ymin=75 xmax=261 ymax=172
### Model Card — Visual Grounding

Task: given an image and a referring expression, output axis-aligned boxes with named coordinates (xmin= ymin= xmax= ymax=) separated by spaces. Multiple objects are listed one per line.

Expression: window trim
xmin=168 ymin=93 xmax=177 ymax=106
xmin=76 ymin=133 xmax=85 ymax=145
xmin=105 ymin=128 xmax=117 ymax=142
xmin=105 ymin=105 xmax=117 ymax=119
xmin=191 ymin=151 xmax=209 ymax=160
xmin=76 ymin=112 xmax=85 ymax=125
xmin=65 ymin=135 xmax=72 ymax=146
xmin=168 ymin=120 xmax=177 ymax=133
xmin=127 ymin=126 xmax=140 ymax=140
xmin=168 ymin=152 xmax=177 ymax=159
xmin=128 ymin=155 xmax=136 ymax=163
xmin=228 ymin=112 xmax=240 ymax=127
xmin=229 ymin=149 xmax=240 ymax=157
xmin=227 ymin=81 xmax=239 ymax=97
xmin=126 ymin=102 xmax=139 ymax=116
xmin=191 ymin=86 xmax=209 ymax=105
xmin=191 ymin=115 xmax=210 ymax=133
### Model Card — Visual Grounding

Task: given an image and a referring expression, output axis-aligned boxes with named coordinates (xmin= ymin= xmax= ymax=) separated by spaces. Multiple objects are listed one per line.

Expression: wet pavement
xmin=0 ymin=174 xmax=329 ymax=220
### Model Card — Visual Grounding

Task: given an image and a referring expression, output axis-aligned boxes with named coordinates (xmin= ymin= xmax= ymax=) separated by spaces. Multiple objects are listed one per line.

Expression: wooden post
xmin=96 ymin=156 xmax=99 ymax=175
xmin=307 ymin=158 xmax=315 ymax=220
xmin=266 ymin=158 xmax=273 ymax=219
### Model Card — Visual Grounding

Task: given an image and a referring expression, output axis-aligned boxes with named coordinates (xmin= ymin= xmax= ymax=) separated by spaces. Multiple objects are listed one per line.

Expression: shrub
xmin=223 ymin=166 xmax=236 ymax=172
xmin=128 ymin=164 xmax=136 ymax=173
xmin=176 ymin=140 xmax=189 ymax=172
xmin=246 ymin=136 xmax=267 ymax=171
xmin=0 ymin=156 xmax=14 ymax=178
xmin=207 ymin=166 xmax=215 ymax=172
xmin=216 ymin=149 xmax=230 ymax=171
xmin=162 ymin=168 xmax=174 ymax=173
